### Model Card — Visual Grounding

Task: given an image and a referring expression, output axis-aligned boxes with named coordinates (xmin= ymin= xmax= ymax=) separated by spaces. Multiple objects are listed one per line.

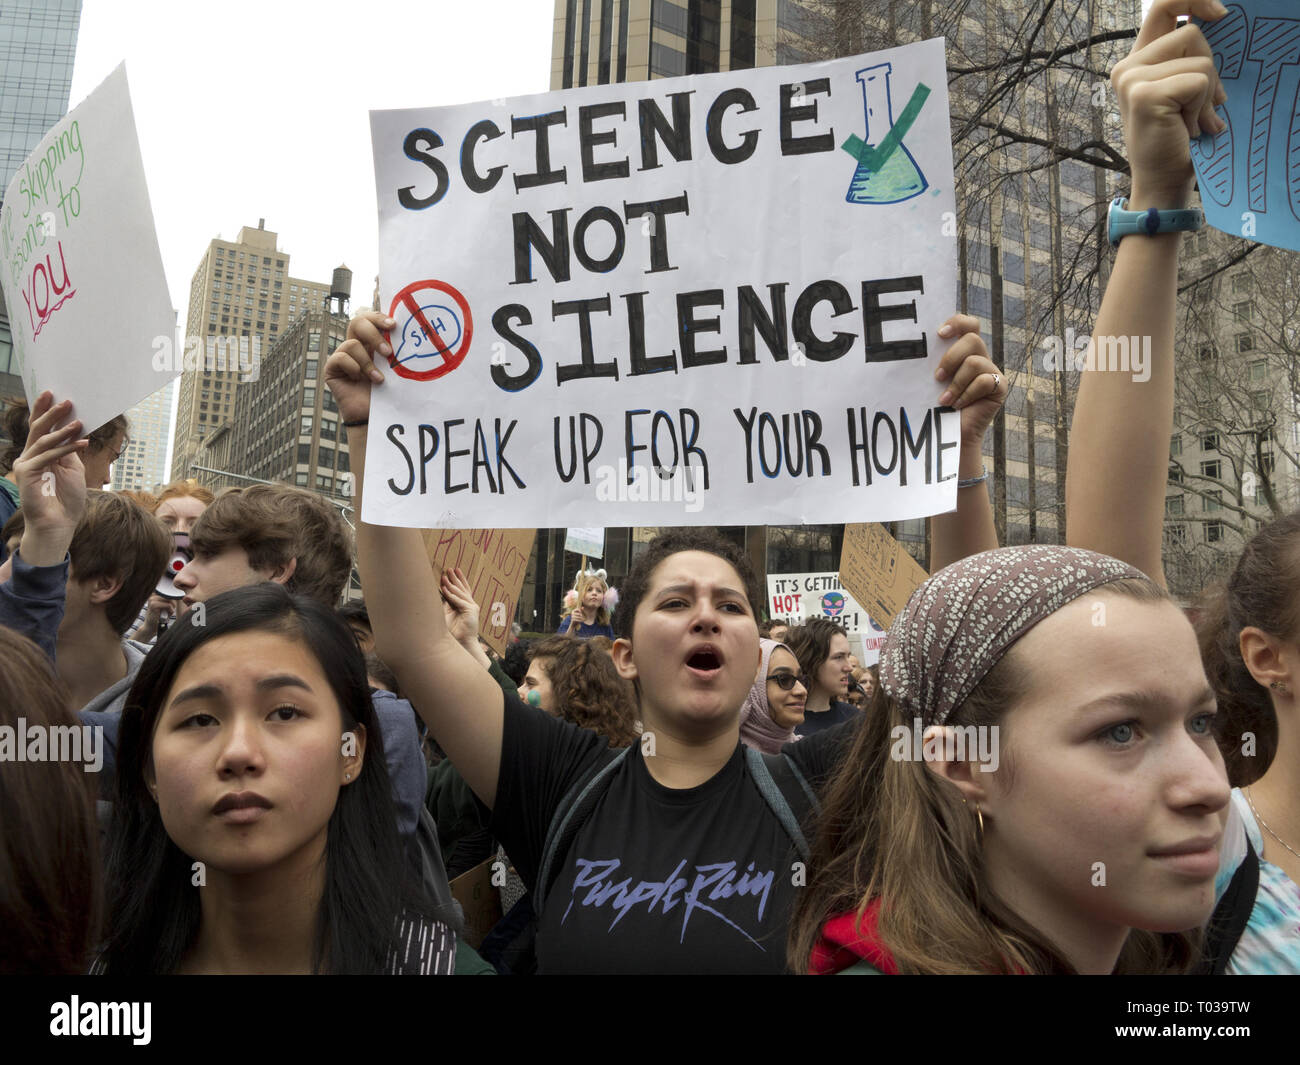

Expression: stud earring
xmin=1270 ymin=680 xmax=1290 ymax=695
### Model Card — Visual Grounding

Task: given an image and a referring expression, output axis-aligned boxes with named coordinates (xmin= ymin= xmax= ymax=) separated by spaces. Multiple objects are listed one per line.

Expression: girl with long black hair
xmin=97 ymin=583 xmax=457 ymax=974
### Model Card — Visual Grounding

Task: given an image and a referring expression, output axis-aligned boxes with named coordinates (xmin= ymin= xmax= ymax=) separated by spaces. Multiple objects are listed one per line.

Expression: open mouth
xmin=685 ymin=645 xmax=724 ymax=675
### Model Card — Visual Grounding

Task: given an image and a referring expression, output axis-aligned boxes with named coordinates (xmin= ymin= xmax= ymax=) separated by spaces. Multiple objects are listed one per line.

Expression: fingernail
xmin=384 ymin=318 xmax=396 ymax=327
xmin=1214 ymin=115 xmax=1227 ymax=133
xmin=938 ymin=324 xmax=954 ymax=338
xmin=939 ymin=390 xmax=953 ymax=406
xmin=370 ymin=369 xmax=384 ymax=383
xmin=378 ymin=342 xmax=393 ymax=356
xmin=935 ymin=367 xmax=949 ymax=381
xmin=1212 ymin=1 xmax=1228 ymax=15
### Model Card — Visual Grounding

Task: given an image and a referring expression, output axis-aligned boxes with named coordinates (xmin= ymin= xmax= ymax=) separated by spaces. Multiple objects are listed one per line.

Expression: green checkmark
xmin=842 ymin=81 xmax=931 ymax=172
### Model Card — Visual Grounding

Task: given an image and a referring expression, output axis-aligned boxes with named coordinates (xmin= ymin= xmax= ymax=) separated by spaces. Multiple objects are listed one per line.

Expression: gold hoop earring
xmin=975 ymin=802 xmax=985 ymax=842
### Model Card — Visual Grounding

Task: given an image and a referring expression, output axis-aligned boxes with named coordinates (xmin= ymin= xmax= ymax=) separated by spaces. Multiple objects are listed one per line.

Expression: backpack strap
xmin=745 ymin=747 xmax=821 ymax=864
xmin=1201 ymin=836 xmax=1260 ymax=975
xmin=534 ymin=745 xmax=632 ymax=917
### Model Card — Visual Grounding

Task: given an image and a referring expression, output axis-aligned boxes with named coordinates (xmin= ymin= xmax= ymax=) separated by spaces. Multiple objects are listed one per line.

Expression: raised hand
xmin=440 ymin=566 xmax=481 ymax=648
xmin=324 ymin=311 xmax=392 ymax=426
xmin=1111 ymin=0 xmax=1228 ymax=205
xmin=12 ymin=392 xmax=88 ymax=565
xmin=934 ymin=314 xmax=1008 ymax=444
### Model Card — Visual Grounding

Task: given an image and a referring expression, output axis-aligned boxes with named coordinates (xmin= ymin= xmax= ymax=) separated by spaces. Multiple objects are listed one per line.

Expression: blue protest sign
xmin=1193 ymin=2 xmax=1300 ymax=250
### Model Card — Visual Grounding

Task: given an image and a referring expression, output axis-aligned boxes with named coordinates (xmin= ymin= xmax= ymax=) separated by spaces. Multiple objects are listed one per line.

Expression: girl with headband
xmin=1066 ymin=0 xmax=1300 ymax=974
xmin=558 ymin=570 xmax=615 ymax=640
xmin=790 ymin=545 xmax=1229 ymax=974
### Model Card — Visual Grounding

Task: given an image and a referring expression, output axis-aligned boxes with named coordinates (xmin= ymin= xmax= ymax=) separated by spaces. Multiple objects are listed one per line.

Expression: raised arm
xmin=326 ymin=313 xmax=506 ymax=808
xmin=0 ymin=393 xmax=88 ymax=660
xmin=929 ymin=314 xmax=1005 ymax=572
xmin=1065 ymin=0 xmax=1227 ymax=583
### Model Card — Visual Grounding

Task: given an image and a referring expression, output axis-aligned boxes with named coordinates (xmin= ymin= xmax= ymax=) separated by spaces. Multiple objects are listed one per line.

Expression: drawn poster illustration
xmin=367 ymin=40 xmax=959 ymax=529
xmin=1193 ymin=2 xmax=1300 ymax=251
xmin=766 ymin=569 xmax=887 ymax=663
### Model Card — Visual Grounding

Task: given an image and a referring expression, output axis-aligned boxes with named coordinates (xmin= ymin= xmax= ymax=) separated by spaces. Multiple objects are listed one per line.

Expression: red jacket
xmin=810 ymin=900 xmax=899 ymax=975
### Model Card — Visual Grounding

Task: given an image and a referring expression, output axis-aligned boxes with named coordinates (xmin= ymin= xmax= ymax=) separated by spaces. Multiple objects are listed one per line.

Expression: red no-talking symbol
xmin=385 ymin=279 xmax=474 ymax=382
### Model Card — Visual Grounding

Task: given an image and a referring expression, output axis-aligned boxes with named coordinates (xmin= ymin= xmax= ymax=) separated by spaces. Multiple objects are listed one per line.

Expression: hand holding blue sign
xmin=1113 ymin=0 xmax=1229 ymax=212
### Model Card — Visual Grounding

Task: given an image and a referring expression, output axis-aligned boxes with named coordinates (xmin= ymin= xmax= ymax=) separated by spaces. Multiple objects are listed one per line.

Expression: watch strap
xmin=1109 ymin=197 xmax=1204 ymax=246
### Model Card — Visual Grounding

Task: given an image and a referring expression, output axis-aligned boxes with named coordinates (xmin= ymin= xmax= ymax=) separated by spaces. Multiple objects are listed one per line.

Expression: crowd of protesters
xmin=0 ymin=1 xmax=1295 ymax=975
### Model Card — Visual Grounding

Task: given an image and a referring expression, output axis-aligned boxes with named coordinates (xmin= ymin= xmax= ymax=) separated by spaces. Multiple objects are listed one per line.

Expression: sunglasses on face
xmin=768 ymin=671 xmax=807 ymax=692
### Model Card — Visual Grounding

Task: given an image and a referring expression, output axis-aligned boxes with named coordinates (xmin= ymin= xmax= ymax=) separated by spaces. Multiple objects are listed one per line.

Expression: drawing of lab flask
xmin=846 ymin=62 xmax=928 ymax=205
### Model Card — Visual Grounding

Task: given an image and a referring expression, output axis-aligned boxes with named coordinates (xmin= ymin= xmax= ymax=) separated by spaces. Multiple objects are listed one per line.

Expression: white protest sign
xmin=766 ymin=570 xmax=887 ymax=664
xmin=0 ymin=64 xmax=176 ymax=433
xmin=564 ymin=526 xmax=605 ymax=559
xmin=367 ymin=40 xmax=958 ymax=529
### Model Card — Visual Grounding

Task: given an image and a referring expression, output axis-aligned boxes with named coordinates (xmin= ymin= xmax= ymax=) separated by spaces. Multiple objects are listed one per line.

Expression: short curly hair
xmin=611 ymin=529 xmax=762 ymax=638
xmin=528 ymin=637 xmax=639 ymax=747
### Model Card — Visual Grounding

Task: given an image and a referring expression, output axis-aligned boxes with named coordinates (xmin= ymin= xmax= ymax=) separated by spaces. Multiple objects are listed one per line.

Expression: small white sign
xmin=564 ymin=526 xmax=605 ymax=559
xmin=767 ymin=570 xmax=886 ymax=664
xmin=1 ymin=64 xmax=176 ymax=434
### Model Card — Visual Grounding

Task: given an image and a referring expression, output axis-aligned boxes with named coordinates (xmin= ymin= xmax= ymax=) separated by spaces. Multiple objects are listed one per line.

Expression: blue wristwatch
xmin=1108 ymin=197 xmax=1204 ymax=246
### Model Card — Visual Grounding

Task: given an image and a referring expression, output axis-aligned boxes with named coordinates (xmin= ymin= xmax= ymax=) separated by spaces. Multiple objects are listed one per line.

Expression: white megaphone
xmin=157 ymin=531 xmax=192 ymax=600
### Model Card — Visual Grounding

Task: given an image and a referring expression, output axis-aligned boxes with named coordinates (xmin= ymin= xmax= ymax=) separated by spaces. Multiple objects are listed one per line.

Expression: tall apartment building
xmin=551 ymin=0 xmax=763 ymax=88
xmin=0 ymin=0 xmax=83 ymax=413
xmin=209 ymin=299 xmax=354 ymax=500
xmin=169 ymin=221 xmax=331 ymax=482
xmin=1160 ymin=232 xmax=1300 ymax=600
xmin=112 ymin=378 xmax=174 ymax=492
xmin=529 ymin=0 xmax=1140 ymax=629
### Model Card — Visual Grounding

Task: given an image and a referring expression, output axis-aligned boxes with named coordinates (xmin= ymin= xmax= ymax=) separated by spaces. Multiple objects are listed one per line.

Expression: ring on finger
xmin=990 ymin=373 xmax=1000 ymax=389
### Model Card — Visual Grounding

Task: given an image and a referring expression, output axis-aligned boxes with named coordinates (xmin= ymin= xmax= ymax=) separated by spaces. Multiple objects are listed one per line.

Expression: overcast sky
xmin=69 ymin=0 xmax=555 ymax=326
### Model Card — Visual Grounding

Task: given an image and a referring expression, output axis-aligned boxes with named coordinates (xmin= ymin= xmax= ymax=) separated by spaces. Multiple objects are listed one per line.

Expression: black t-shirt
xmin=486 ymin=691 xmax=850 ymax=974
xmin=795 ymin=698 xmax=860 ymax=737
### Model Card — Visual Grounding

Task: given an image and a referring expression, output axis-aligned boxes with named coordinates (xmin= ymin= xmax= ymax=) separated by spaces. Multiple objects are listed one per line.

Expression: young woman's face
xmin=518 ymin=657 xmax=555 ymax=713
xmin=619 ymin=550 xmax=758 ymax=734
xmin=815 ymin=633 xmax=853 ymax=699
xmin=147 ymin=631 xmax=363 ymax=877
xmin=978 ymin=595 xmax=1229 ymax=944
xmin=766 ymin=646 xmax=807 ymax=730
xmin=156 ymin=495 xmax=208 ymax=535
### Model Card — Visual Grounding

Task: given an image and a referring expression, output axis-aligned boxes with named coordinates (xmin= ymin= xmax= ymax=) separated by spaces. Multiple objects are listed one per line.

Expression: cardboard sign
xmin=366 ymin=40 xmax=959 ymax=529
xmin=564 ymin=526 xmax=605 ymax=559
xmin=1193 ymin=2 xmax=1300 ymax=250
xmin=767 ymin=570 xmax=887 ymax=663
xmin=838 ymin=522 xmax=928 ymax=628
xmin=422 ymin=527 xmax=536 ymax=655
xmin=0 ymin=64 xmax=175 ymax=432
xmin=448 ymin=857 xmax=504 ymax=950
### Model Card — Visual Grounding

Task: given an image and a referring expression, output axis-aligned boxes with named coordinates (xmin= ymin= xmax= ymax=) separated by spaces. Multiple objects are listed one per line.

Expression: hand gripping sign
xmin=385 ymin=279 xmax=474 ymax=382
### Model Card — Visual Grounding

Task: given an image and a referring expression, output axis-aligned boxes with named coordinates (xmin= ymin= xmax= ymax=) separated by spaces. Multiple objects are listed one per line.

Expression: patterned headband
xmin=877 ymin=545 xmax=1150 ymax=727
